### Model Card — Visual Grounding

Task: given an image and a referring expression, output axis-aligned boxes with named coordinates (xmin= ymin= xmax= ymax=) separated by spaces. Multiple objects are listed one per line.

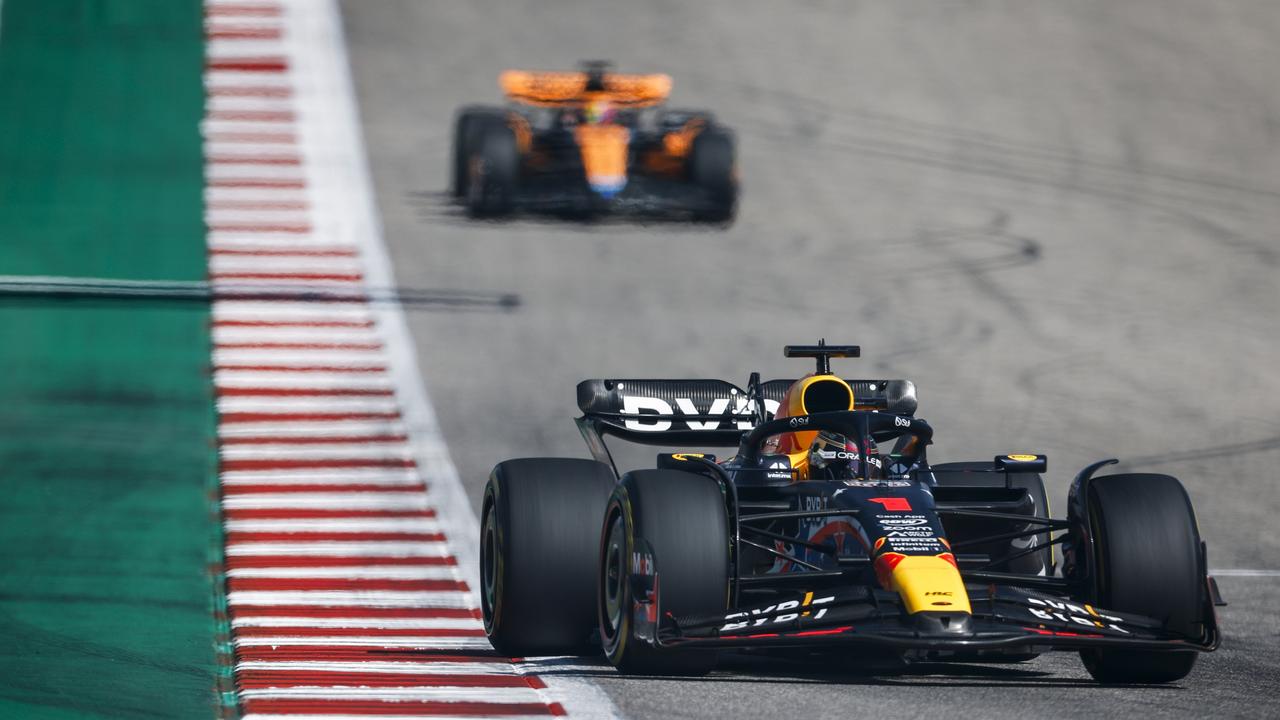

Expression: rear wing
xmin=575 ymin=378 xmax=918 ymax=462
xmin=500 ymin=69 xmax=672 ymax=108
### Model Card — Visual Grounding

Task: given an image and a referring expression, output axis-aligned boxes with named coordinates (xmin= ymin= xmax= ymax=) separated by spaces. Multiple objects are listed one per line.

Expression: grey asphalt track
xmin=340 ymin=1 xmax=1280 ymax=716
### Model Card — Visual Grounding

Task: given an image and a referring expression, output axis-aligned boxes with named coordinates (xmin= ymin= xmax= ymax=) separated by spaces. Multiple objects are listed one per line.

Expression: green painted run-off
xmin=0 ymin=1 xmax=219 ymax=718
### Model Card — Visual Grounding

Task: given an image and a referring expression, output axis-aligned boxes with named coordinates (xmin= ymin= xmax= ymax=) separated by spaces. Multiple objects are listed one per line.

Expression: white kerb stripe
xmin=214 ymin=301 xmax=373 ymax=320
xmin=219 ymin=421 xmax=406 ymax=438
xmin=238 ymin=686 xmax=542 ymax=702
xmin=225 ymin=518 xmax=440 ymax=533
xmin=233 ymin=636 xmax=490 ymax=649
xmin=226 ymin=591 xmax=474 ymax=608
xmin=221 ymin=493 xmax=430 ymax=510
xmin=216 ymin=397 xmax=399 ymax=413
xmin=219 ymin=468 xmax=421 ymax=485
xmin=234 ymin=660 xmax=514 ymax=675
xmin=226 ymin=541 xmax=447 ymax=557
xmin=213 ymin=349 xmax=387 ymax=366
xmin=231 ymin=615 xmax=478 ymax=629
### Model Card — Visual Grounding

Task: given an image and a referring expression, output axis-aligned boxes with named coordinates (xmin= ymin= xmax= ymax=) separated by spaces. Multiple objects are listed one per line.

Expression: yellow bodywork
xmin=883 ymin=554 xmax=972 ymax=614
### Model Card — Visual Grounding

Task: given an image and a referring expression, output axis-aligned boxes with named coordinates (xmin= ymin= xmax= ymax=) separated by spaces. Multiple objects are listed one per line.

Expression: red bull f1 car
xmin=451 ymin=61 xmax=737 ymax=221
xmin=480 ymin=343 xmax=1222 ymax=682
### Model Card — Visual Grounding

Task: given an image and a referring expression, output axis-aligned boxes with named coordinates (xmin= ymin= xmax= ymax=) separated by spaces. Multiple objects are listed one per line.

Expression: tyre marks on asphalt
xmin=204 ymin=2 xmax=568 ymax=717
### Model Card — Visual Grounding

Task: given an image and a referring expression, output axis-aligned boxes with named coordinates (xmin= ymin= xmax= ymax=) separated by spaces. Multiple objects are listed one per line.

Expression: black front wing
xmin=630 ymin=561 xmax=1219 ymax=655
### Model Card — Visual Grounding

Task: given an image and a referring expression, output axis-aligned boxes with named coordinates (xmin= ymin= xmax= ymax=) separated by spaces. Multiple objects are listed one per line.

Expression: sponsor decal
xmin=620 ymin=395 xmax=780 ymax=432
xmin=720 ymin=592 xmax=836 ymax=632
xmin=894 ymin=416 xmax=911 ymax=428
xmin=789 ymin=416 xmax=810 ymax=428
xmin=844 ymin=479 xmax=911 ymax=488
xmin=1007 ymin=454 xmax=1038 ymax=462
xmin=1025 ymin=596 xmax=1129 ymax=634
xmin=876 ymin=515 xmax=929 ymax=526
xmin=868 ymin=497 xmax=912 ymax=512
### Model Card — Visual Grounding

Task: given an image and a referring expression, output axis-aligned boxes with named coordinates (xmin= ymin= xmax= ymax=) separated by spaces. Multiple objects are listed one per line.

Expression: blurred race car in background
xmin=480 ymin=343 xmax=1223 ymax=682
xmin=451 ymin=61 xmax=738 ymax=221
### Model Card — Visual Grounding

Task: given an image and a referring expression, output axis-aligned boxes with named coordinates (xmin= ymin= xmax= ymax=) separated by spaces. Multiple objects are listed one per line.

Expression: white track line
xmin=1211 ymin=569 xmax=1280 ymax=577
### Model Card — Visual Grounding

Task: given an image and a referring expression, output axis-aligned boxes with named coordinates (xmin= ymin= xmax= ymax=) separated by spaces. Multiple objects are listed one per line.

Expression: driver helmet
xmin=585 ymin=99 xmax=613 ymax=124
xmin=808 ymin=430 xmax=883 ymax=482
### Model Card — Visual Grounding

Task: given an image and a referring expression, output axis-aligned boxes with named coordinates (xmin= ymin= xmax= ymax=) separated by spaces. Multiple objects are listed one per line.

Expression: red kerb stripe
xmin=209 ymin=109 xmax=295 ymax=122
xmin=214 ymin=365 xmax=387 ymax=373
xmin=205 ymin=131 xmax=296 ymax=144
xmin=220 ymin=434 xmax=405 ymax=445
xmin=206 ymin=26 xmax=283 ymax=40
xmin=209 ymin=177 xmax=305 ymax=189
xmin=207 ymin=86 xmax=293 ymax=99
xmin=208 ymin=154 xmax=302 ymax=165
xmin=214 ymin=319 xmax=372 ymax=329
xmin=205 ymin=4 xmax=282 ymax=18
xmin=222 ymin=508 xmax=434 ymax=520
xmin=215 ymin=342 xmax=381 ymax=350
xmin=207 ymin=57 xmax=288 ymax=73
xmin=222 ymin=483 xmax=423 ymax=495
xmin=219 ymin=412 xmax=400 ymax=422
xmin=217 ymin=387 xmax=392 ymax=397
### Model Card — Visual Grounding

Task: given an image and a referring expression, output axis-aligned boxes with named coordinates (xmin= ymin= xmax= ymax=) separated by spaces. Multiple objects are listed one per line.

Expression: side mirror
xmin=884 ymin=380 xmax=918 ymax=416
xmin=995 ymin=453 xmax=1046 ymax=473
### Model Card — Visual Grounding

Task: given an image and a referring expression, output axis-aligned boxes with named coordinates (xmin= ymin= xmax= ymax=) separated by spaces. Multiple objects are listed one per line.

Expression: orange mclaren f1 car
xmin=451 ymin=61 xmax=737 ymax=221
xmin=480 ymin=343 xmax=1223 ymax=681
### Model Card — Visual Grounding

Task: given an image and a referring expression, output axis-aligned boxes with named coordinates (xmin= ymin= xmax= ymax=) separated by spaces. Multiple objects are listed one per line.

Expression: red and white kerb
xmin=204 ymin=2 xmax=566 ymax=717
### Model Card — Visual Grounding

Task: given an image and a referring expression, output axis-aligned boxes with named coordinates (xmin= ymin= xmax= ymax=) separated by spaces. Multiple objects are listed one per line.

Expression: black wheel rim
xmin=601 ymin=512 xmax=626 ymax=644
xmin=481 ymin=504 xmax=500 ymax=630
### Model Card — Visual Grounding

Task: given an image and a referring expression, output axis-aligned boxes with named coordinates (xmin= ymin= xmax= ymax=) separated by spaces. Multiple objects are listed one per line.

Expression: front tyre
xmin=481 ymin=458 xmax=615 ymax=656
xmin=688 ymin=130 xmax=737 ymax=223
xmin=599 ymin=470 xmax=730 ymax=675
xmin=1078 ymin=473 xmax=1204 ymax=683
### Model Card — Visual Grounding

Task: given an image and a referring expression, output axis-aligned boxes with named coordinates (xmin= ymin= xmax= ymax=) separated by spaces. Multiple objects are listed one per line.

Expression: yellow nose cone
xmin=882 ymin=554 xmax=972 ymax=614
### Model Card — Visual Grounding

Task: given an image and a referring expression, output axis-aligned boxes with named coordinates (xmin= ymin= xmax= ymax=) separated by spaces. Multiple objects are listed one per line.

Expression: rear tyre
xmin=688 ymin=130 xmax=737 ymax=223
xmin=481 ymin=458 xmax=615 ymax=656
xmin=599 ymin=470 xmax=730 ymax=675
xmin=465 ymin=119 xmax=519 ymax=217
xmin=1078 ymin=473 xmax=1204 ymax=684
xmin=452 ymin=106 xmax=506 ymax=198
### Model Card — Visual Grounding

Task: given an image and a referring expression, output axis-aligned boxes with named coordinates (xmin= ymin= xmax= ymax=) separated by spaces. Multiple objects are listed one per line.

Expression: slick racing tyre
xmin=688 ymin=129 xmax=737 ymax=223
xmin=599 ymin=469 xmax=730 ymax=675
xmin=481 ymin=458 xmax=615 ymax=656
xmin=931 ymin=461 xmax=1052 ymax=576
xmin=1079 ymin=473 xmax=1204 ymax=684
xmin=464 ymin=118 xmax=519 ymax=217
xmin=451 ymin=106 xmax=506 ymax=198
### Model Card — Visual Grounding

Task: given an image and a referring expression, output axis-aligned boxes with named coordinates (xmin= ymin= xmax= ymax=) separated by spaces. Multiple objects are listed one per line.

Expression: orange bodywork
xmin=574 ymin=124 xmax=630 ymax=191
xmin=500 ymin=69 xmax=672 ymax=108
